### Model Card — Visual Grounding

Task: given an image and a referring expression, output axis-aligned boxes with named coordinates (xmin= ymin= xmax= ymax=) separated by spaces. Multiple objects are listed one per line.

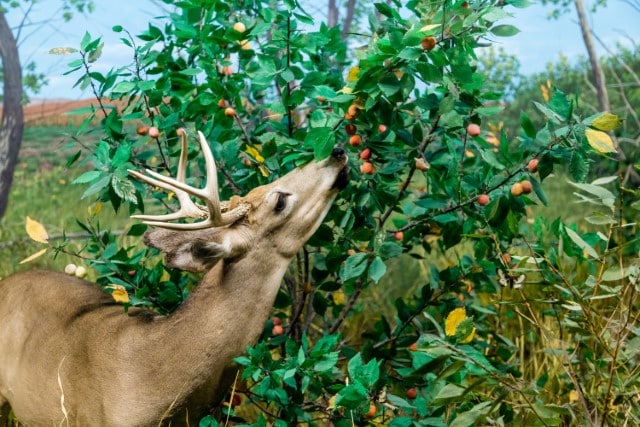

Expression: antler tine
xmin=129 ymin=130 xmax=205 ymax=224
xmin=129 ymin=130 xmax=250 ymax=230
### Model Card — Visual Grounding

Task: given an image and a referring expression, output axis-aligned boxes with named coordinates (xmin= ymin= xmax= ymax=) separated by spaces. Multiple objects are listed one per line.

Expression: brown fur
xmin=0 ymin=152 xmax=347 ymax=426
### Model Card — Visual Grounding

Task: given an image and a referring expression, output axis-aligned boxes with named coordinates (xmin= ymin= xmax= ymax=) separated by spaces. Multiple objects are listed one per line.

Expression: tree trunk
xmin=328 ymin=0 xmax=338 ymax=27
xmin=341 ymin=0 xmax=357 ymax=39
xmin=0 ymin=12 xmax=23 ymax=219
xmin=574 ymin=0 xmax=610 ymax=112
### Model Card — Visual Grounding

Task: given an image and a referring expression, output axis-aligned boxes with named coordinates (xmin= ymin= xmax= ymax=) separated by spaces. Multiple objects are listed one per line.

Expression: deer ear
xmin=143 ymin=228 xmax=251 ymax=273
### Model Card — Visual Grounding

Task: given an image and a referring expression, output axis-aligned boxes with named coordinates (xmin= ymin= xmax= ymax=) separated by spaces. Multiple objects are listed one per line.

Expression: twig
xmin=328 ymin=280 xmax=363 ymax=334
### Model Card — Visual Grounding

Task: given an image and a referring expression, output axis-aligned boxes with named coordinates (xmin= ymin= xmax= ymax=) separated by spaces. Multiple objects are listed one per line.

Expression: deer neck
xmin=144 ymin=245 xmax=290 ymax=380
xmin=174 ymin=249 xmax=289 ymax=338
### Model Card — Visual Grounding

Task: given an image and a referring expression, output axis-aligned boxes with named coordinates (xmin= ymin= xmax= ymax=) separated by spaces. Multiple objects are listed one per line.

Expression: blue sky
xmin=6 ymin=0 xmax=640 ymax=100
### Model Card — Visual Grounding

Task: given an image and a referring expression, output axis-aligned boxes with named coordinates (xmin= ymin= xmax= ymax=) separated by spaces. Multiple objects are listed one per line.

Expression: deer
xmin=0 ymin=130 xmax=349 ymax=426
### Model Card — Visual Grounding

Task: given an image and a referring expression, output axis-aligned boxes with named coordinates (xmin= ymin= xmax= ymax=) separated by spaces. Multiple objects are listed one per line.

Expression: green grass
xmin=0 ymin=126 xmax=128 ymax=279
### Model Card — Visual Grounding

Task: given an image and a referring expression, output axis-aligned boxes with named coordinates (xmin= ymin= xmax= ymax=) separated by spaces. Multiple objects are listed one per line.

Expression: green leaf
xmin=602 ymin=266 xmax=632 ymax=282
xmin=304 ymin=127 xmax=335 ymax=160
xmin=314 ymin=352 xmax=339 ymax=372
xmin=111 ymin=175 xmax=137 ymax=204
xmin=111 ymin=81 xmax=137 ymax=94
xmin=348 ymin=354 xmax=380 ymax=389
xmin=80 ymin=31 xmax=91 ymax=51
xmin=520 ymin=111 xmax=536 ymax=138
xmin=340 ymin=253 xmax=368 ymax=282
xmin=563 ymin=226 xmax=599 ymax=259
xmin=569 ymin=151 xmax=589 ymax=182
xmin=450 ymin=402 xmax=492 ymax=427
xmin=490 ymin=24 xmax=520 ymax=37
xmin=335 ymin=383 xmax=369 ymax=410
xmin=379 ymin=242 xmax=403 ymax=259
xmin=434 ymin=383 xmax=466 ymax=403
xmin=81 ymin=174 xmax=111 ymax=199
xmin=482 ymin=7 xmax=512 ymax=22
xmin=368 ymin=256 xmax=387 ymax=284
xmin=73 ymin=170 xmax=101 ymax=184
xmin=548 ymin=90 xmax=573 ymax=120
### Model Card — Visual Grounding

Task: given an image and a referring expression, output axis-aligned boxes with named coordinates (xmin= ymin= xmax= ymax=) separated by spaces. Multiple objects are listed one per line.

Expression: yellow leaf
xmin=258 ymin=165 xmax=270 ymax=177
xmin=459 ymin=327 xmax=476 ymax=344
xmin=108 ymin=285 xmax=130 ymax=304
xmin=245 ymin=145 xmax=265 ymax=163
xmin=347 ymin=66 xmax=360 ymax=82
xmin=25 ymin=216 xmax=49 ymax=243
xmin=540 ymin=84 xmax=549 ymax=102
xmin=569 ymin=390 xmax=580 ymax=403
xmin=445 ymin=307 xmax=467 ymax=337
xmin=333 ymin=290 xmax=346 ymax=305
xmin=585 ymin=128 xmax=617 ymax=154
xmin=19 ymin=248 xmax=48 ymax=264
xmin=591 ymin=113 xmax=622 ymax=131
xmin=88 ymin=202 xmax=103 ymax=217
xmin=419 ymin=24 xmax=441 ymax=32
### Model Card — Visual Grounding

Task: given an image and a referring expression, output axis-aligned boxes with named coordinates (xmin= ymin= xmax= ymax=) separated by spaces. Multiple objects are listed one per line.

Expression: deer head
xmin=0 ymin=129 xmax=348 ymax=426
xmin=129 ymin=130 xmax=349 ymax=271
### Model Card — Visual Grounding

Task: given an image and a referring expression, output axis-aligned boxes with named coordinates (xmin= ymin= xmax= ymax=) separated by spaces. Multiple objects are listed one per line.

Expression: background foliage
xmin=5 ymin=0 xmax=640 ymax=425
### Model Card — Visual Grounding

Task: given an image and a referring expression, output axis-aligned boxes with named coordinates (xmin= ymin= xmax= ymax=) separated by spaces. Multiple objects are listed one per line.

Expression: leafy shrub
xmin=38 ymin=0 xmax=638 ymax=425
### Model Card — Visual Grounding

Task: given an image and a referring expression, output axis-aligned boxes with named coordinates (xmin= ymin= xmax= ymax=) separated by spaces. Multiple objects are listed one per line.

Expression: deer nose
xmin=331 ymin=147 xmax=346 ymax=159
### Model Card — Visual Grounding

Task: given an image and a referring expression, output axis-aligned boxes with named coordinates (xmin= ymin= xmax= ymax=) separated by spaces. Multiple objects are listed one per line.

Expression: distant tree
xmin=0 ymin=0 xmax=94 ymax=220
xmin=0 ymin=11 xmax=23 ymax=220
xmin=541 ymin=0 xmax=609 ymax=111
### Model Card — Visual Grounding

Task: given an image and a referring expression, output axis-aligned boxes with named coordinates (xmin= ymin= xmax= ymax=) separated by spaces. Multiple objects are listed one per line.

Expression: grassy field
xmin=0 ymin=125 xmax=129 ymax=279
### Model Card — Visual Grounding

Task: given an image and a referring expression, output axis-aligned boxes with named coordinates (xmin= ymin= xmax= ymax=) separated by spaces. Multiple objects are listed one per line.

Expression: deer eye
xmin=274 ymin=192 xmax=288 ymax=212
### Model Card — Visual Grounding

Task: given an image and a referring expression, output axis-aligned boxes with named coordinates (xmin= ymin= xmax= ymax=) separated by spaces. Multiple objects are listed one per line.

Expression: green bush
xmin=39 ymin=0 xmax=638 ymax=425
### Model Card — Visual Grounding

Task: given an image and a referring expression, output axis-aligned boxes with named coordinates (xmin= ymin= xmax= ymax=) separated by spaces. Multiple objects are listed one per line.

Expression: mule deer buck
xmin=0 ymin=130 xmax=349 ymax=426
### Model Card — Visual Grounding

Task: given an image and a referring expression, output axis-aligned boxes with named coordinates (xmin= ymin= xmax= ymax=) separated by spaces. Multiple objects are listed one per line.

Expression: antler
xmin=129 ymin=130 xmax=250 ymax=230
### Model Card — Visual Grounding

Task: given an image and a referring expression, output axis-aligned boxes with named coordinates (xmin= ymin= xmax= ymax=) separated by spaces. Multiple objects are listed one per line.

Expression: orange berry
xmin=477 ymin=194 xmax=490 ymax=206
xmin=415 ymin=157 xmax=430 ymax=171
xmin=360 ymin=161 xmax=375 ymax=175
xmin=409 ymin=342 xmax=418 ymax=352
xmin=347 ymin=104 xmax=359 ymax=118
xmin=344 ymin=112 xmax=356 ymax=121
xmin=364 ymin=403 xmax=377 ymax=419
xmin=272 ymin=324 xmax=284 ymax=336
xmin=421 ymin=36 xmax=437 ymax=51
xmin=233 ymin=22 xmax=246 ymax=33
xmin=272 ymin=316 xmax=282 ymax=326
xmin=231 ymin=394 xmax=242 ymax=406
xmin=317 ymin=96 xmax=326 ymax=103
xmin=359 ymin=148 xmax=371 ymax=160
xmin=502 ymin=253 xmax=512 ymax=265
xmin=406 ymin=388 xmax=417 ymax=399
xmin=224 ymin=107 xmax=236 ymax=117
xmin=349 ymin=134 xmax=362 ymax=147
xmin=466 ymin=123 xmax=481 ymax=137
xmin=528 ymin=158 xmax=539 ymax=173
xmin=521 ymin=180 xmax=533 ymax=194
xmin=347 ymin=249 xmax=356 ymax=256
xmin=218 ymin=99 xmax=227 ymax=108
xmin=511 ymin=182 xmax=523 ymax=197
xmin=345 ymin=124 xmax=357 ymax=135
xmin=394 ymin=231 xmax=404 ymax=241
xmin=221 ymin=65 xmax=233 ymax=76
xmin=378 ymin=124 xmax=387 ymax=133
xmin=136 ymin=124 xmax=149 ymax=136
xmin=148 ymin=126 xmax=160 ymax=139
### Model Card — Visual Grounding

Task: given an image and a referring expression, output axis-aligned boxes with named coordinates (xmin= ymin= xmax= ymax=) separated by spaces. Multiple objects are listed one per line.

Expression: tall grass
xmin=0 ymin=126 xmax=127 ymax=279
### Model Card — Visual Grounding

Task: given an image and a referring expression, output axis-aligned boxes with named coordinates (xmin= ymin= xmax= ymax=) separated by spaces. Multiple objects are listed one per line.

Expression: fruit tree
xmin=39 ymin=0 xmax=636 ymax=425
